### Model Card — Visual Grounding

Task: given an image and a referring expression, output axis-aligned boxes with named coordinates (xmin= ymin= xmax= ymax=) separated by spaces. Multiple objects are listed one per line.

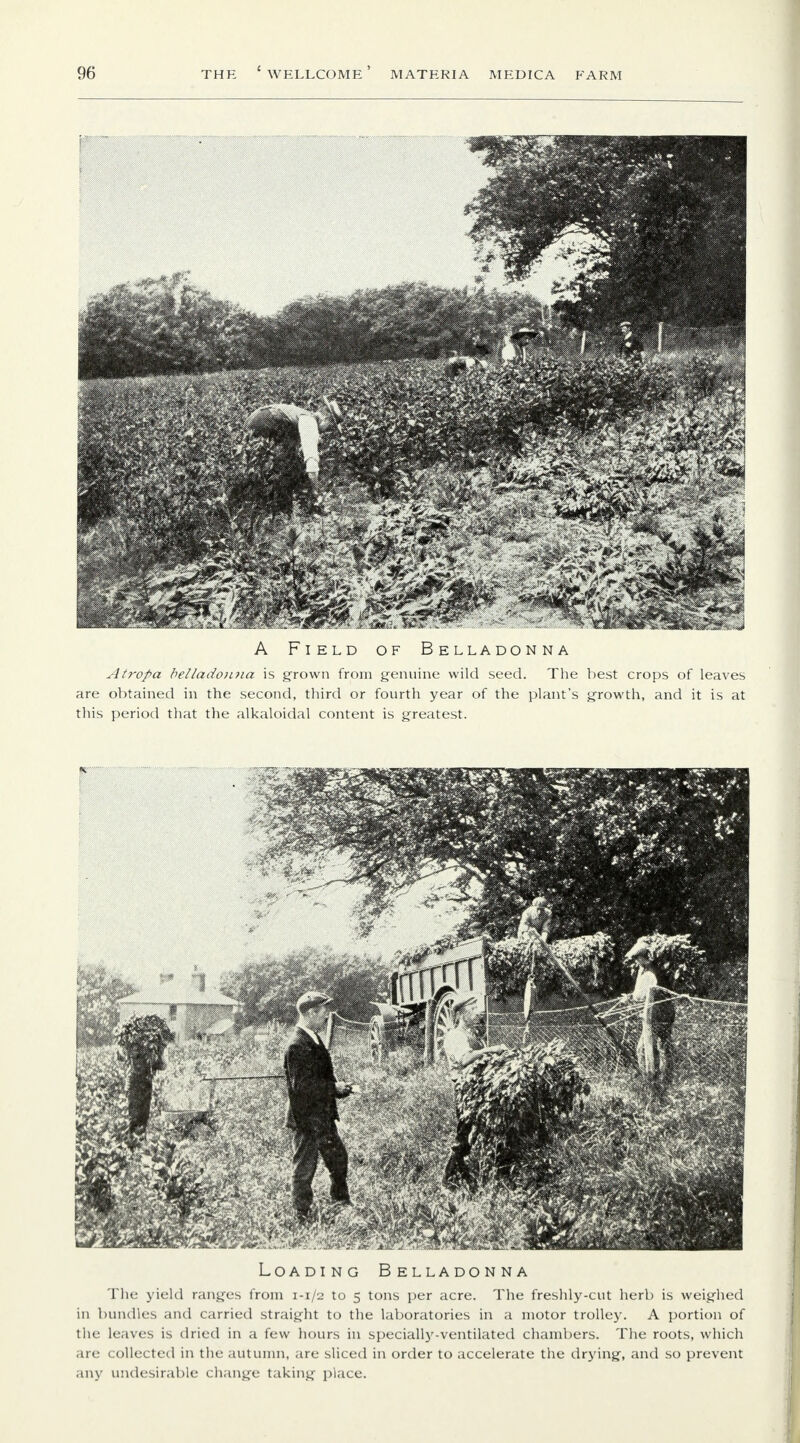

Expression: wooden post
xmin=325 ymin=1012 xmax=337 ymax=1052
xmin=580 ymin=330 xmax=587 ymax=355
xmin=424 ymin=998 xmax=435 ymax=1067
xmin=657 ymin=321 xmax=664 ymax=353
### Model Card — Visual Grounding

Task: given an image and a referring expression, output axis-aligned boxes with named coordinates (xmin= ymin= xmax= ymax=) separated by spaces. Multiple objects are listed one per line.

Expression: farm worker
xmin=624 ymin=939 xmax=676 ymax=1083
xmin=243 ymin=395 xmax=343 ymax=512
xmin=517 ymin=896 xmax=553 ymax=1042
xmin=115 ymin=1014 xmax=174 ymax=1138
xmin=619 ymin=321 xmax=644 ymax=361
xmin=283 ymin=991 xmax=354 ymax=1221
xmin=441 ymin=994 xmax=507 ymax=1188
xmin=499 ymin=333 xmax=517 ymax=365
xmin=445 ymin=353 xmax=488 ymax=376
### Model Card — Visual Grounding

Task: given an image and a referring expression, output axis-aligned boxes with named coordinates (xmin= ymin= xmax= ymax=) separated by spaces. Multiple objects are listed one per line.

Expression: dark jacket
xmin=283 ymin=1026 xmax=340 ymax=1135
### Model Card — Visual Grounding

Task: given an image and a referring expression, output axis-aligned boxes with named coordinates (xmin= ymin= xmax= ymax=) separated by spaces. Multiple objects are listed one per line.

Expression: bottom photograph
xmin=76 ymin=766 xmax=748 ymax=1251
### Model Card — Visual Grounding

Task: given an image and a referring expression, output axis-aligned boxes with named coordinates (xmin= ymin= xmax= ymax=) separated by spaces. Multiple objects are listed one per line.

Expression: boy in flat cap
xmin=283 ymin=991 xmax=353 ymax=1220
xmin=441 ymin=994 xmax=507 ymax=1189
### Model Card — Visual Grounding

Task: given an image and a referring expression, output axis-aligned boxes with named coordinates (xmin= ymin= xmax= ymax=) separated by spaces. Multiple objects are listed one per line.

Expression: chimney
xmin=191 ymin=967 xmax=206 ymax=994
xmin=159 ymin=971 xmax=174 ymax=986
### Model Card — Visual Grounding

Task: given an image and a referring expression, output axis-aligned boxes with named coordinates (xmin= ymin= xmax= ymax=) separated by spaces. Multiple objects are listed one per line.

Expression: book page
xmin=2 ymin=2 xmax=797 ymax=1441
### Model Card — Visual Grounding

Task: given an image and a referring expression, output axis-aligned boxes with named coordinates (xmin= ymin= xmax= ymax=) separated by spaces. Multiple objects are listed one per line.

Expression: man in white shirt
xmin=624 ymin=939 xmax=676 ymax=1082
xmin=442 ymin=994 xmax=507 ymax=1188
xmin=242 ymin=395 xmax=343 ymax=515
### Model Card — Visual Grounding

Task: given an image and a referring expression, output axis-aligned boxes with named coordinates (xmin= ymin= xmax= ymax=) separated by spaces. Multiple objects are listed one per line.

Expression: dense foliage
xmin=78 ymin=350 xmax=744 ymax=629
xmin=631 ymin=934 xmax=708 ymax=993
xmin=247 ymin=768 xmax=748 ymax=981
xmin=220 ymin=946 xmax=385 ymax=1026
xmin=457 ymin=1041 xmax=590 ymax=1162
xmin=486 ymin=933 xmax=620 ymax=1000
xmin=467 ymin=137 xmax=746 ymax=327
xmin=76 ymin=1018 xmax=745 ymax=1249
xmin=79 ymin=275 xmax=539 ymax=380
xmin=115 ymin=1013 xmax=174 ymax=1073
xmin=77 ymin=962 xmax=135 ymax=1045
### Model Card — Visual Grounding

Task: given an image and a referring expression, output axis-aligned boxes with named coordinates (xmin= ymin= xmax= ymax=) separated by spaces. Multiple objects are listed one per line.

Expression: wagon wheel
xmin=432 ymin=991 xmax=457 ymax=1063
xmin=368 ymin=1016 xmax=387 ymax=1066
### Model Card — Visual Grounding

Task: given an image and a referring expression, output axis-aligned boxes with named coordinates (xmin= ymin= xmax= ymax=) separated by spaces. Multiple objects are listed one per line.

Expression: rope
xmin=331 ymin=1012 xmax=373 ymax=1030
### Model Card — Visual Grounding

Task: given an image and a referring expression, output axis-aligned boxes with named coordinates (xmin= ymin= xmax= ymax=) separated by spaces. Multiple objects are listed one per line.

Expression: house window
xmin=168 ymin=1004 xmax=177 ymax=1020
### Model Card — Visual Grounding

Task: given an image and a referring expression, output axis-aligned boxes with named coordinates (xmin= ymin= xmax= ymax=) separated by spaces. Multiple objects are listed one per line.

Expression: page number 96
xmin=77 ymin=65 xmax=96 ymax=80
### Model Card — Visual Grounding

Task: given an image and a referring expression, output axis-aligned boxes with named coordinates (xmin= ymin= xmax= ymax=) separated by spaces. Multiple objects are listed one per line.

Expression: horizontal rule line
xmin=78 ymin=95 xmax=744 ymax=104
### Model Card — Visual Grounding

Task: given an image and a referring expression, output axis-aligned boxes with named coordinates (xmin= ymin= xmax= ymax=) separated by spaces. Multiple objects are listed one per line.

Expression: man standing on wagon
xmin=283 ymin=991 xmax=354 ymax=1221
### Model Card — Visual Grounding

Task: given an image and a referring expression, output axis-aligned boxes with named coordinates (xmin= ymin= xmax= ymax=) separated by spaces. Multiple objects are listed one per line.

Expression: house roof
xmin=202 ymin=1016 xmax=235 ymax=1036
xmin=119 ymin=981 xmax=237 ymax=1007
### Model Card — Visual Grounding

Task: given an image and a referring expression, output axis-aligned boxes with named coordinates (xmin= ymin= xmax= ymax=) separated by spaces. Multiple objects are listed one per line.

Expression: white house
xmin=117 ymin=967 xmax=237 ymax=1044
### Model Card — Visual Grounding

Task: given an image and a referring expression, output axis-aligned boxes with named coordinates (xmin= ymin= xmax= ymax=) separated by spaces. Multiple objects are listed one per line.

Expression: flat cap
xmin=296 ymin=990 xmax=334 ymax=1013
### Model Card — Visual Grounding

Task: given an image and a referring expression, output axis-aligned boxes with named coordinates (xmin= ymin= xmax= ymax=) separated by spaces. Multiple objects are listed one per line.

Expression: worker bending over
xmin=240 ymin=395 xmax=343 ymax=516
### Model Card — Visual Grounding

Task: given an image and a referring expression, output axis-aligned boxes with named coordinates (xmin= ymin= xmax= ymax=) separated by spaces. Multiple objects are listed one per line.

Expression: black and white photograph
xmin=77 ymin=766 xmax=748 ymax=1249
xmin=78 ymin=136 xmax=746 ymax=631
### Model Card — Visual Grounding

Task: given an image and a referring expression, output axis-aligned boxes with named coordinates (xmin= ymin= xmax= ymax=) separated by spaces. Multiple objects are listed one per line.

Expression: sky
xmin=78 ymin=769 xmax=465 ymax=990
xmin=79 ymin=135 xmax=556 ymax=314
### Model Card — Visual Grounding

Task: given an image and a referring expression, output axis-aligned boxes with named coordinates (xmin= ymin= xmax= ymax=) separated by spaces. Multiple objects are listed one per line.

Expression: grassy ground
xmin=77 ymin=353 xmax=744 ymax=630
xmin=76 ymin=1015 xmax=744 ymax=1250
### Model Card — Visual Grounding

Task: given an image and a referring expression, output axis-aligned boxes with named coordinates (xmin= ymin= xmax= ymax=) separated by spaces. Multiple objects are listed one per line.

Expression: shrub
xmin=457 ymin=1041 xmax=589 ymax=1165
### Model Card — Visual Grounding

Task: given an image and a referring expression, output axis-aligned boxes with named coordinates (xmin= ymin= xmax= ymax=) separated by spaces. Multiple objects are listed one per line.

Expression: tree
xmin=245 ymin=769 xmax=748 ymax=972
xmin=221 ymin=946 xmax=386 ymax=1027
xmin=79 ymin=272 xmax=272 ymax=378
xmin=77 ymin=962 xmax=135 ymax=1046
xmin=466 ymin=137 xmax=746 ymax=327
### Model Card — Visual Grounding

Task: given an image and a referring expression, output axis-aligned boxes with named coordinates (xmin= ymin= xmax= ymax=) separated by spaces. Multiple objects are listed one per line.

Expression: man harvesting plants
xmin=242 ymin=395 xmax=343 ymax=515
xmin=283 ymin=990 xmax=354 ymax=1221
xmin=441 ymin=994 xmax=508 ymax=1189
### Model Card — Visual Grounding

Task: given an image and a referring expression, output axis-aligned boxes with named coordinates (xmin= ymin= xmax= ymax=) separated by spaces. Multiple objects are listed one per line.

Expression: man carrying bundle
xmin=240 ymin=395 xmax=343 ymax=516
xmin=441 ymin=995 xmax=507 ymax=1189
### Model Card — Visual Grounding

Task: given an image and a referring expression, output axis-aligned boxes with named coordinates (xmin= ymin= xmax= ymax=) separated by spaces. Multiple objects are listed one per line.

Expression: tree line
xmin=76 ymin=768 xmax=747 ymax=1045
xmin=78 ymin=275 xmax=533 ymax=379
xmin=79 ymin=136 xmax=745 ymax=378
xmin=247 ymin=767 xmax=748 ymax=990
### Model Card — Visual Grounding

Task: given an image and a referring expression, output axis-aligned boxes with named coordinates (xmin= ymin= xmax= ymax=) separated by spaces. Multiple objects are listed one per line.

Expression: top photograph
xmin=77 ymin=135 xmax=745 ymax=631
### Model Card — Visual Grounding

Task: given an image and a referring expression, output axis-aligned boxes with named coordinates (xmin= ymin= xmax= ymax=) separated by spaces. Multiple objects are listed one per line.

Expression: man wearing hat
xmin=283 ymin=991 xmax=353 ymax=1219
xmin=624 ymin=938 xmax=676 ymax=1083
xmin=441 ymin=994 xmax=507 ymax=1188
xmin=618 ymin=321 xmax=644 ymax=361
xmin=241 ymin=395 xmax=343 ymax=515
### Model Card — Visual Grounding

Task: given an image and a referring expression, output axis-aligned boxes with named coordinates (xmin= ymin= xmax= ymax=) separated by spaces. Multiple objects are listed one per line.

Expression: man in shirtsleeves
xmin=283 ymin=990 xmax=353 ymax=1220
xmin=624 ymin=938 xmax=676 ymax=1084
xmin=241 ymin=395 xmax=343 ymax=516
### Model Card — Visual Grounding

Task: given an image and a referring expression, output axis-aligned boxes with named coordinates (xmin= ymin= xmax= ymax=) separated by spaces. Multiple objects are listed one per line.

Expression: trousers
xmin=290 ymin=1127 xmax=350 ymax=1216
xmin=442 ymin=1112 xmax=473 ymax=1187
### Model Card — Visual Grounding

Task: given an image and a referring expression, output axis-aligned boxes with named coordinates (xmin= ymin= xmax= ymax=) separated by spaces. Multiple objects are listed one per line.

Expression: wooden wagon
xmin=368 ymin=937 xmax=522 ymax=1066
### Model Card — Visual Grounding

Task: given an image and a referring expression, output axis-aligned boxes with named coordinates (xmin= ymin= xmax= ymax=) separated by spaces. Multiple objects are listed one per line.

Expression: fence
xmin=159 ymin=993 xmax=746 ymax=1115
xmin=488 ymin=991 xmax=747 ymax=1091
